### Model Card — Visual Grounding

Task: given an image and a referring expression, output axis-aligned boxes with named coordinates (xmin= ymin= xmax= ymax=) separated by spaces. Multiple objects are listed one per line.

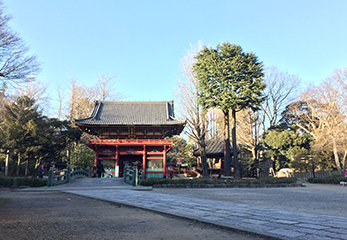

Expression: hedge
xmin=0 ymin=176 xmax=47 ymax=188
xmin=307 ymin=174 xmax=345 ymax=184
xmin=139 ymin=176 xmax=297 ymax=186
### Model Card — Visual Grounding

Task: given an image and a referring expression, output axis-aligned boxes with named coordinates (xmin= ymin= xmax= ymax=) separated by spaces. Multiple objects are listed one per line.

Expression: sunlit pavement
xmin=22 ymin=178 xmax=347 ymax=240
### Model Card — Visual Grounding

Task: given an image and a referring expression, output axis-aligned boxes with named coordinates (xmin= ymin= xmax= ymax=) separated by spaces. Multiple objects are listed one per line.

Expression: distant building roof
xmin=73 ymin=101 xmax=186 ymax=126
xmin=193 ymin=139 xmax=232 ymax=156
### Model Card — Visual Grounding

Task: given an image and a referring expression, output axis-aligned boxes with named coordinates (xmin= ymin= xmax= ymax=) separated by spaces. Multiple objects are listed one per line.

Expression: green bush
xmin=307 ymin=174 xmax=345 ymax=184
xmin=0 ymin=177 xmax=14 ymax=187
xmin=140 ymin=176 xmax=297 ymax=186
xmin=0 ymin=176 xmax=47 ymax=187
xmin=249 ymin=177 xmax=297 ymax=184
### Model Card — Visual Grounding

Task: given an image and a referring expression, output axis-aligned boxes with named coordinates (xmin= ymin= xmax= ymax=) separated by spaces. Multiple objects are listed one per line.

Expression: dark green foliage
xmin=194 ymin=43 xmax=265 ymax=112
xmin=194 ymin=42 xmax=265 ymax=179
xmin=166 ymin=136 xmax=195 ymax=167
xmin=15 ymin=177 xmax=47 ymax=187
xmin=0 ymin=176 xmax=46 ymax=187
xmin=0 ymin=96 xmax=82 ymax=176
xmin=0 ymin=176 xmax=14 ymax=187
xmin=279 ymin=100 xmax=318 ymax=133
xmin=307 ymin=174 xmax=345 ymax=184
xmin=70 ymin=144 xmax=94 ymax=168
xmin=248 ymin=177 xmax=297 ymax=184
xmin=312 ymin=150 xmax=336 ymax=171
xmin=139 ymin=176 xmax=297 ymax=186
xmin=262 ymin=128 xmax=312 ymax=170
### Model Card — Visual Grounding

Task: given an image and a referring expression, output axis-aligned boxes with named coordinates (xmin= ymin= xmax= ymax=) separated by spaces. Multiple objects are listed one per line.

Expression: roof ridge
xmin=91 ymin=101 xmax=102 ymax=119
xmin=101 ymin=101 xmax=171 ymax=104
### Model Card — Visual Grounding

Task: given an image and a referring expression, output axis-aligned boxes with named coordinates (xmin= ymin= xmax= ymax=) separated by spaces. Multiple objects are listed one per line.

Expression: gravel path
xmin=0 ymin=189 xmax=263 ymax=240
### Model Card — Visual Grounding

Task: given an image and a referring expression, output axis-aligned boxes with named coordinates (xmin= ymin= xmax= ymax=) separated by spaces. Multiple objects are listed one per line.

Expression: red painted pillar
xmin=94 ymin=145 xmax=98 ymax=167
xmin=143 ymin=145 xmax=146 ymax=179
xmin=115 ymin=145 xmax=119 ymax=177
xmin=163 ymin=145 xmax=167 ymax=178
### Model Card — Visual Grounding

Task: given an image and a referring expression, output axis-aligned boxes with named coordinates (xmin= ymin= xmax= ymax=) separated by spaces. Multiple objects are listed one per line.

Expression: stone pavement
xmin=24 ymin=178 xmax=347 ymax=240
xmin=31 ymin=177 xmax=152 ymax=191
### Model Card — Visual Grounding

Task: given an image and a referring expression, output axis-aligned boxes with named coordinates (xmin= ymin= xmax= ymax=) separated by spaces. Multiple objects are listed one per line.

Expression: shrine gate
xmin=73 ymin=101 xmax=185 ymax=178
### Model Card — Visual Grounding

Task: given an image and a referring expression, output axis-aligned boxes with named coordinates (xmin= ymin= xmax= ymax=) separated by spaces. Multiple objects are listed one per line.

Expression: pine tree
xmin=194 ymin=42 xmax=265 ymax=179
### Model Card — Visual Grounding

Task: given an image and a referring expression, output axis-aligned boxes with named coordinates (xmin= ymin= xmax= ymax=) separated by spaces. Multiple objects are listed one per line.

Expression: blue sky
xmin=5 ymin=0 xmax=347 ymax=117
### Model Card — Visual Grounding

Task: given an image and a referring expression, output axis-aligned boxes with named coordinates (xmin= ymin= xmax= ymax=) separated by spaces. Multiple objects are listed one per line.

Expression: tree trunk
xmin=232 ymin=109 xmax=241 ymax=179
xmin=251 ymin=147 xmax=259 ymax=177
xmin=25 ymin=159 xmax=28 ymax=177
xmin=15 ymin=154 xmax=21 ymax=176
xmin=254 ymin=115 xmax=259 ymax=177
xmin=342 ymin=149 xmax=347 ymax=174
xmin=4 ymin=150 xmax=9 ymax=177
xmin=67 ymin=148 xmax=71 ymax=164
xmin=332 ymin=138 xmax=342 ymax=174
xmin=200 ymin=136 xmax=208 ymax=178
xmin=251 ymin=147 xmax=256 ymax=161
xmin=271 ymin=156 xmax=276 ymax=173
xmin=224 ymin=110 xmax=231 ymax=176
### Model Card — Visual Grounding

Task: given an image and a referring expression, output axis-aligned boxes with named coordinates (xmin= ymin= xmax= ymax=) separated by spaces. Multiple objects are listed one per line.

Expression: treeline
xmin=174 ymin=41 xmax=347 ymax=178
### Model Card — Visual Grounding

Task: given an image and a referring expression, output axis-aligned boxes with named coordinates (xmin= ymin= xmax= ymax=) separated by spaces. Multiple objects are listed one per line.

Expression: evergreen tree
xmin=166 ymin=136 xmax=195 ymax=166
xmin=0 ymin=96 xmax=82 ymax=176
xmin=262 ymin=128 xmax=311 ymax=170
xmin=194 ymin=42 xmax=265 ymax=178
xmin=0 ymin=96 xmax=44 ymax=175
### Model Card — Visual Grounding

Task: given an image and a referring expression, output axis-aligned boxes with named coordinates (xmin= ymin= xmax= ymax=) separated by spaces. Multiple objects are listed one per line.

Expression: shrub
xmin=14 ymin=177 xmax=47 ymax=187
xmin=0 ymin=177 xmax=14 ymax=187
xmin=307 ymin=174 xmax=345 ymax=184
xmin=0 ymin=176 xmax=47 ymax=187
xmin=251 ymin=177 xmax=297 ymax=184
xmin=139 ymin=176 xmax=297 ymax=186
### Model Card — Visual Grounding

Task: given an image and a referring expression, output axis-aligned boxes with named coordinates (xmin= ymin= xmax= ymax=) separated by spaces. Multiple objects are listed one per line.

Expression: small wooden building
xmin=73 ymin=101 xmax=185 ymax=178
xmin=193 ymin=139 xmax=233 ymax=175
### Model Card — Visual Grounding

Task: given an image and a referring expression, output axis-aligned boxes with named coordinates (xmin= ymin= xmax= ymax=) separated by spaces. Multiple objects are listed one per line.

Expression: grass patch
xmin=139 ymin=176 xmax=297 ymax=186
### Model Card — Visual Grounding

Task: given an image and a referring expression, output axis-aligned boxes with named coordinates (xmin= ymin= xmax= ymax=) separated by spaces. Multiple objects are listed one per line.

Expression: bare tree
xmin=206 ymin=108 xmax=222 ymax=140
xmin=66 ymin=77 xmax=94 ymax=120
xmin=62 ymin=74 xmax=122 ymax=120
xmin=57 ymin=82 xmax=65 ymax=120
xmin=95 ymin=74 xmax=123 ymax=101
xmin=294 ymin=76 xmax=347 ymax=174
xmin=174 ymin=41 xmax=210 ymax=177
xmin=0 ymin=1 xmax=40 ymax=84
xmin=12 ymin=78 xmax=48 ymax=108
xmin=236 ymin=108 xmax=261 ymax=162
xmin=261 ymin=66 xmax=301 ymax=131
xmin=330 ymin=68 xmax=347 ymax=172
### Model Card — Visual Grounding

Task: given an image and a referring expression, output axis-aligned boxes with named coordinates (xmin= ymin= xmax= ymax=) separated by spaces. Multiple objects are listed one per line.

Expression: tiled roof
xmin=73 ymin=101 xmax=185 ymax=126
xmin=194 ymin=139 xmax=232 ymax=156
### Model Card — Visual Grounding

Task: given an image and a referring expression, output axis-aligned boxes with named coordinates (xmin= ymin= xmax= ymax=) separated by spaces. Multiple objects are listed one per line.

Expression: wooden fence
xmin=293 ymin=171 xmax=332 ymax=181
xmin=47 ymin=165 xmax=90 ymax=187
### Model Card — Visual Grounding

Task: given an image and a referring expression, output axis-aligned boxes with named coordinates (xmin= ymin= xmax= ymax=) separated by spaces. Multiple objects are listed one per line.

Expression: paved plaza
xmin=24 ymin=178 xmax=347 ymax=240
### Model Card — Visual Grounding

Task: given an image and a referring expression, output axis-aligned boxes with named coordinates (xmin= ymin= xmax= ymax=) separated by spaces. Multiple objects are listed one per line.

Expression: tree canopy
xmin=0 ymin=96 xmax=82 ymax=176
xmin=194 ymin=42 xmax=265 ymax=178
xmin=194 ymin=43 xmax=265 ymax=112
xmin=262 ymin=128 xmax=311 ymax=170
